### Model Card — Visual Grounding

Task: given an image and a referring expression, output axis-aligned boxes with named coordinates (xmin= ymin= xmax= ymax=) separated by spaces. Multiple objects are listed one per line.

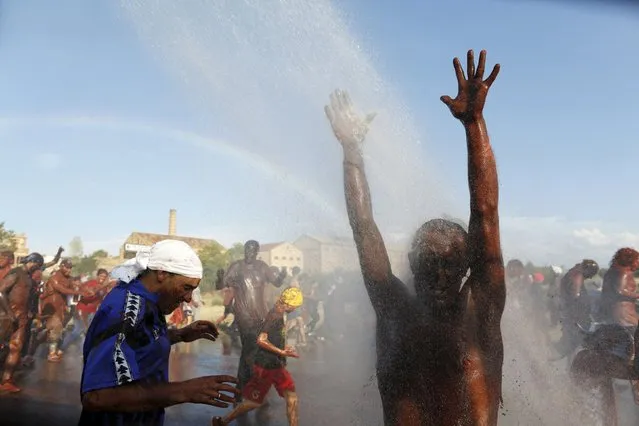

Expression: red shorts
xmin=242 ymin=365 xmax=295 ymax=404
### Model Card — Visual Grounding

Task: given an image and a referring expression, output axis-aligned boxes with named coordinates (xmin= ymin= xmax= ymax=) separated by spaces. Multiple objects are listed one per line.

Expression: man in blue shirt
xmin=79 ymin=240 xmax=239 ymax=426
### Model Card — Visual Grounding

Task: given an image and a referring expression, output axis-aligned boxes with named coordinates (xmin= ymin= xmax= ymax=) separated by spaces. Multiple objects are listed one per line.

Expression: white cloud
xmin=572 ymin=228 xmax=611 ymax=247
xmin=500 ymin=216 xmax=639 ymax=267
xmin=35 ymin=153 xmax=62 ymax=170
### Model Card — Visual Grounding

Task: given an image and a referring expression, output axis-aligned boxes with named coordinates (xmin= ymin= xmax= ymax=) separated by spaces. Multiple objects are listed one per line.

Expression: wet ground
xmin=0 ymin=332 xmax=383 ymax=426
xmin=1 ymin=330 xmax=639 ymax=425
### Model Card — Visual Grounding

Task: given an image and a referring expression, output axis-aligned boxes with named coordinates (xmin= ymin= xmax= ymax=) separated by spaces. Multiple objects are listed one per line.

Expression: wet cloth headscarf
xmin=111 ymin=239 xmax=203 ymax=284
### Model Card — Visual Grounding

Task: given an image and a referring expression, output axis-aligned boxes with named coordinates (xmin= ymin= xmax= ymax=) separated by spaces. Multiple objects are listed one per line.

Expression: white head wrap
xmin=551 ymin=265 xmax=563 ymax=275
xmin=111 ymin=239 xmax=203 ymax=283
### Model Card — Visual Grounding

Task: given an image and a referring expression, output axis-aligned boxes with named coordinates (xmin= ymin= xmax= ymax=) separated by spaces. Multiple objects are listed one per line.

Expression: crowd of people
xmin=0 ymin=49 xmax=637 ymax=426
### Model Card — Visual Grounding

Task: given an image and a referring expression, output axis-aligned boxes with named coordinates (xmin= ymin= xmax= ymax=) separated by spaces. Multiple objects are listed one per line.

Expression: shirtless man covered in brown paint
xmin=0 ymin=252 xmax=46 ymax=392
xmin=40 ymin=258 xmax=84 ymax=362
xmin=0 ymin=251 xmax=15 ymax=282
xmin=324 ymin=50 xmax=505 ymax=426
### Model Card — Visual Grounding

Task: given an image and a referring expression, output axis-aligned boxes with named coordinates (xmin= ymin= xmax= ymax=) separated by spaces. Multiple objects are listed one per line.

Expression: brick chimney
xmin=168 ymin=209 xmax=177 ymax=236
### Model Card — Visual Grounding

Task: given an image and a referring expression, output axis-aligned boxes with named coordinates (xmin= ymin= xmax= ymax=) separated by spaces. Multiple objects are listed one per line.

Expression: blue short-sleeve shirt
xmin=79 ymin=279 xmax=171 ymax=426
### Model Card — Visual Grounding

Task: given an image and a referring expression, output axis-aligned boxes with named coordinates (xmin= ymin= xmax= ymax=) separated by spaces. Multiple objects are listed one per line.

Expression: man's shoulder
xmin=98 ymin=284 xmax=149 ymax=312
xmin=261 ymin=310 xmax=284 ymax=330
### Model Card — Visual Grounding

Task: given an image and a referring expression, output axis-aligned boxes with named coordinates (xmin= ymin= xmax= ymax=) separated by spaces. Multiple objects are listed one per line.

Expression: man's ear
xmin=155 ymin=270 xmax=169 ymax=282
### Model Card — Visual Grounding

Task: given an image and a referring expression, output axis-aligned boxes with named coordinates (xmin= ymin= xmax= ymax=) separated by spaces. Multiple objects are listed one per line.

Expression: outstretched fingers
xmin=453 ymin=57 xmax=466 ymax=88
xmin=440 ymin=95 xmax=453 ymax=108
xmin=338 ymin=90 xmax=353 ymax=112
xmin=329 ymin=90 xmax=341 ymax=114
xmin=485 ymin=63 xmax=500 ymax=87
xmin=476 ymin=50 xmax=486 ymax=79
xmin=364 ymin=112 xmax=377 ymax=126
xmin=467 ymin=50 xmax=475 ymax=79
xmin=324 ymin=105 xmax=334 ymax=123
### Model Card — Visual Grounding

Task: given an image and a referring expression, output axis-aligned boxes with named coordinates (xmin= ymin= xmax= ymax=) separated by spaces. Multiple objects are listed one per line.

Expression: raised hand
xmin=324 ymin=89 xmax=376 ymax=146
xmin=441 ymin=50 xmax=500 ymax=123
xmin=179 ymin=375 xmax=239 ymax=407
xmin=283 ymin=345 xmax=299 ymax=358
xmin=178 ymin=320 xmax=219 ymax=343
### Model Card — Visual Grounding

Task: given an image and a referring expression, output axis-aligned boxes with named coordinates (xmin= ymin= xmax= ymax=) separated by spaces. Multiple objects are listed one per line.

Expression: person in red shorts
xmin=212 ymin=287 xmax=303 ymax=426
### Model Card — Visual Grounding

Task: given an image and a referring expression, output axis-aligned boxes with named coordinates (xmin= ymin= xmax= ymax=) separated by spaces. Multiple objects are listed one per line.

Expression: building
xmin=120 ymin=209 xmax=221 ymax=259
xmin=293 ymin=234 xmax=409 ymax=275
xmin=11 ymin=233 xmax=29 ymax=265
xmin=294 ymin=235 xmax=357 ymax=275
xmin=256 ymin=242 xmax=303 ymax=270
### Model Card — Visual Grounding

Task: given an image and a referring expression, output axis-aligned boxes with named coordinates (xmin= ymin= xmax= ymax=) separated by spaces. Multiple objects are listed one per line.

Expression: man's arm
xmin=441 ymin=50 xmax=505 ymax=321
xmin=222 ymin=263 xmax=238 ymax=289
xmin=0 ymin=272 xmax=18 ymax=294
xmin=264 ymin=264 xmax=287 ymax=288
xmin=0 ymin=293 xmax=12 ymax=318
xmin=257 ymin=331 xmax=285 ymax=356
xmin=47 ymin=277 xmax=81 ymax=296
xmin=82 ymin=381 xmax=188 ymax=412
xmin=569 ymin=275 xmax=584 ymax=299
xmin=82 ymin=375 xmax=238 ymax=411
xmin=324 ymin=90 xmax=393 ymax=309
xmin=42 ymin=247 xmax=64 ymax=270
xmin=615 ymin=272 xmax=639 ymax=299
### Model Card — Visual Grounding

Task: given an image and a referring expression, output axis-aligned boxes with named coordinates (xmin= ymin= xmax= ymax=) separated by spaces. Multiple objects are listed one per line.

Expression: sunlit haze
xmin=1 ymin=0 xmax=637 ymax=268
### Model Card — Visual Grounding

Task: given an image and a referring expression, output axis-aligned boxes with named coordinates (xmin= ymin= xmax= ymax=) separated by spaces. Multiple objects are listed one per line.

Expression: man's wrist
xmin=169 ymin=328 xmax=183 ymax=344
xmin=342 ymin=144 xmax=363 ymax=166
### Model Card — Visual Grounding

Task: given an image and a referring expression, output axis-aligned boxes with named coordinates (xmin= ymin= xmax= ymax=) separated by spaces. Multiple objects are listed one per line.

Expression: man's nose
xmin=183 ymin=291 xmax=193 ymax=303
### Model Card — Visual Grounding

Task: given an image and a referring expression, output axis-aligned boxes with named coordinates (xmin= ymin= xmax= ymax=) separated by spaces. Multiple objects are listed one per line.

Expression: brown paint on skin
xmin=327 ymin=50 xmax=504 ymax=426
xmin=0 ymin=252 xmax=15 ymax=282
xmin=0 ymin=268 xmax=33 ymax=386
xmin=395 ymin=399 xmax=423 ymax=426
xmin=570 ymin=250 xmax=639 ymax=425
xmin=141 ymin=270 xmax=201 ymax=315
xmin=41 ymin=269 xmax=79 ymax=347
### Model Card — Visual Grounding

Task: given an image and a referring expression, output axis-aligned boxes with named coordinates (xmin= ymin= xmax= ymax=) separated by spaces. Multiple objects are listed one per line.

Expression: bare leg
xmin=0 ymin=316 xmax=27 ymax=391
xmin=221 ymin=400 xmax=261 ymax=424
xmin=284 ymin=391 xmax=299 ymax=426
xmin=46 ymin=314 xmax=63 ymax=362
xmin=295 ymin=318 xmax=306 ymax=345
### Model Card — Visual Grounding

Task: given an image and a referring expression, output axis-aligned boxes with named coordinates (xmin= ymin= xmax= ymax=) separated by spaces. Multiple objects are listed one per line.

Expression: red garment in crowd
xmin=169 ymin=306 xmax=184 ymax=326
xmin=76 ymin=280 xmax=104 ymax=315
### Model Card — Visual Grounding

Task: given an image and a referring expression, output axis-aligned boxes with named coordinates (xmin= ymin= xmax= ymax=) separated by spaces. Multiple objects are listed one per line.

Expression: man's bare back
xmin=324 ymin=50 xmax=505 ymax=425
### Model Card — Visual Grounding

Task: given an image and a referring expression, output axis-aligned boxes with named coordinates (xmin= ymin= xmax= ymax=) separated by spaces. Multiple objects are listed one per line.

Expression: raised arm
xmin=264 ymin=264 xmax=287 ymax=288
xmin=0 ymin=273 xmax=18 ymax=317
xmin=441 ymin=50 xmax=505 ymax=317
xmin=614 ymin=271 xmax=639 ymax=299
xmin=43 ymin=247 xmax=64 ymax=270
xmin=324 ymin=90 xmax=393 ymax=304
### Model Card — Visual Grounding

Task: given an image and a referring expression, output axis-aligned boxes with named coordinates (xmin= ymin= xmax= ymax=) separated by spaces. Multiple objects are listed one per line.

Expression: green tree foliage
xmin=67 ymin=238 xmax=108 ymax=276
xmin=69 ymin=236 xmax=84 ymax=258
xmin=226 ymin=243 xmax=245 ymax=263
xmin=0 ymin=222 xmax=17 ymax=251
xmin=198 ymin=242 xmax=245 ymax=292
xmin=72 ymin=255 xmax=99 ymax=277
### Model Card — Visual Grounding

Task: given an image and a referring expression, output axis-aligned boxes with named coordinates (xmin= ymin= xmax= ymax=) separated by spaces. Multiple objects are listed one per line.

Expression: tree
xmin=197 ymin=242 xmax=246 ymax=292
xmin=226 ymin=243 xmax=245 ymax=263
xmin=198 ymin=242 xmax=231 ymax=292
xmin=92 ymin=249 xmax=109 ymax=259
xmin=69 ymin=236 xmax=84 ymax=258
xmin=0 ymin=222 xmax=16 ymax=251
xmin=73 ymin=256 xmax=99 ymax=276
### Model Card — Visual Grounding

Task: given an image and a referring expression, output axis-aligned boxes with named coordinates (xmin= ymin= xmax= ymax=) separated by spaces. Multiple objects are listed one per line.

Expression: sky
xmin=0 ymin=0 xmax=638 ymax=267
